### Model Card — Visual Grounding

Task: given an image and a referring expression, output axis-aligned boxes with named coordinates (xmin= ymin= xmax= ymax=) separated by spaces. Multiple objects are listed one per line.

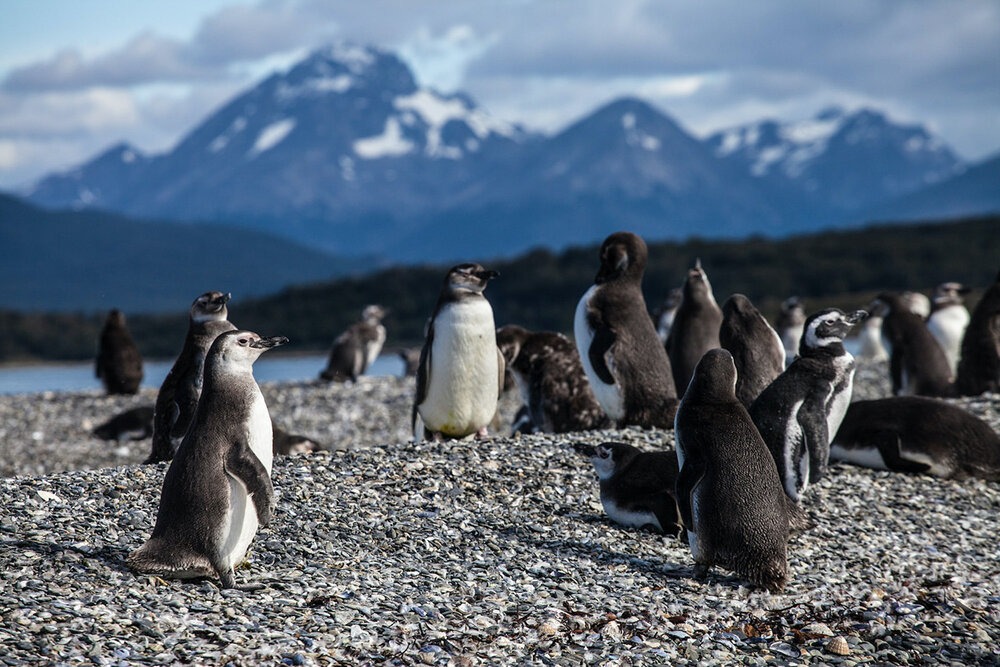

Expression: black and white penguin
xmin=719 ymin=294 xmax=785 ymax=408
xmin=926 ymin=282 xmax=971 ymax=377
xmin=666 ymin=259 xmax=723 ymax=395
xmin=652 ymin=287 xmax=683 ymax=344
xmin=749 ymin=308 xmax=867 ymax=502
xmin=873 ymin=292 xmax=954 ymax=397
xmin=413 ymin=264 xmax=505 ymax=440
xmin=775 ymin=297 xmax=806 ymax=366
xmin=95 ymin=309 xmax=144 ymax=395
xmin=128 ymin=330 xmax=287 ymax=589
xmin=674 ymin=349 xmax=804 ymax=592
xmin=318 ymin=304 xmax=388 ymax=383
xmin=146 ymin=291 xmax=235 ymax=464
xmin=956 ymin=271 xmax=1000 ymax=396
xmin=497 ymin=325 xmax=610 ymax=434
xmin=574 ymin=232 xmax=678 ymax=429
xmin=831 ymin=396 xmax=1000 ymax=481
xmin=91 ymin=405 xmax=154 ymax=442
xmin=573 ymin=441 xmax=680 ymax=535
xmin=856 ymin=313 xmax=889 ymax=362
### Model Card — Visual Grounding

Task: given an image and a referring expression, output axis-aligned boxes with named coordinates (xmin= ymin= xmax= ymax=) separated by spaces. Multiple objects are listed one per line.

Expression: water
xmin=0 ymin=353 xmax=406 ymax=396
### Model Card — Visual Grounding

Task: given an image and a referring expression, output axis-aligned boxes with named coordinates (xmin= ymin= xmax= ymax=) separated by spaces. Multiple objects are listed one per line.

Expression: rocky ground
xmin=1 ymin=361 xmax=998 ymax=665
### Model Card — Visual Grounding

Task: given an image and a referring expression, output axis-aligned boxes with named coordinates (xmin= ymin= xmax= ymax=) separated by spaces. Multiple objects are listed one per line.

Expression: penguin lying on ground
xmin=91 ymin=405 xmax=154 ymax=442
xmin=831 ymin=396 xmax=1000 ymax=481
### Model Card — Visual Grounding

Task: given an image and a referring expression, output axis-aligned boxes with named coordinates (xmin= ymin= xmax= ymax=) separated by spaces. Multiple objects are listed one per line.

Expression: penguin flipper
xmin=588 ymin=323 xmax=617 ymax=385
xmin=877 ymin=433 xmax=933 ymax=474
xmin=225 ymin=445 xmax=275 ymax=526
xmin=651 ymin=493 xmax=682 ymax=535
xmin=496 ymin=346 xmax=506 ymax=397
xmin=413 ymin=324 xmax=434 ymax=436
xmin=889 ymin=349 xmax=904 ymax=395
xmin=799 ymin=409 xmax=830 ymax=484
xmin=674 ymin=457 xmax=704 ymax=531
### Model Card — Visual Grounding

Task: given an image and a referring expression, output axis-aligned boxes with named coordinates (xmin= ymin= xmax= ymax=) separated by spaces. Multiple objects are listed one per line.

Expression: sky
xmin=1 ymin=0 xmax=998 ymax=190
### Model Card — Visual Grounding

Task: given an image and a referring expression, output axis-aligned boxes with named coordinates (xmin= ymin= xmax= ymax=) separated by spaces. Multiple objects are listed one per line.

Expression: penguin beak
xmin=846 ymin=310 xmax=868 ymax=325
xmin=251 ymin=336 xmax=289 ymax=349
xmin=477 ymin=269 xmax=499 ymax=282
xmin=572 ymin=443 xmax=596 ymax=457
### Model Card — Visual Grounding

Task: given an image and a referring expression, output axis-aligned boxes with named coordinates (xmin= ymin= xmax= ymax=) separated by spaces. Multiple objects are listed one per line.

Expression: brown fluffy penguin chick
xmin=674 ymin=348 xmax=802 ymax=592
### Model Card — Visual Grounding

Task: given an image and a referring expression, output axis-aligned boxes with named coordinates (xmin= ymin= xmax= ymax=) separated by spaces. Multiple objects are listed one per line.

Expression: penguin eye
xmin=238 ymin=337 xmax=250 ymax=346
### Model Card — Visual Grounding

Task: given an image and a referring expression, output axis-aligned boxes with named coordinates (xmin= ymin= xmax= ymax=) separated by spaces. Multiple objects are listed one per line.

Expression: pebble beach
xmin=1 ymin=361 xmax=999 ymax=665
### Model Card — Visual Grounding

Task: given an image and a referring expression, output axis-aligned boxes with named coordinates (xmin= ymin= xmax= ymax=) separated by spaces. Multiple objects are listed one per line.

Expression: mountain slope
xmin=0 ymin=194 xmax=349 ymax=313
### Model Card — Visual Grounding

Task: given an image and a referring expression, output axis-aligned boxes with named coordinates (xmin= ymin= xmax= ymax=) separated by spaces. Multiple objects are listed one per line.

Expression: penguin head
xmin=682 ymin=259 xmax=715 ymax=300
xmin=684 ymin=348 xmax=738 ymax=402
xmin=801 ymin=308 xmax=867 ymax=351
xmin=578 ymin=441 xmax=639 ymax=480
xmin=362 ymin=304 xmax=388 ymax=322
xmin=595 ymin=232 xmax=647 ymax=284
xmin=208 ymin=330 xmax=288 ymax=372
xmin=933 ymin=282 xmax=970 ymax=306
xmin=496 ymin=325 xmax=530 ymax=366
xmin=191 ymin=291 xmax=231 ymax=323
xmin=445 ymin=264 xmax=498 ymax=296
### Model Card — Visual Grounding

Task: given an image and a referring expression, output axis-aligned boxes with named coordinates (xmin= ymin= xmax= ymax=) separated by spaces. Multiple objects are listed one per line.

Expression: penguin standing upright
xmin=128 ymin=330 xmax=287 ymax=589
xmin=956 ymin=271 xmax=1000 ymax=396
xmin=574 ymin=232 xmax=678 ymax=429
xmin=674 ymin=349 xmax=804 ymax=592
xmin=413 ymin=264 xmax=505 ymax=440
xmin=856 ymin=313 xmax=889 ymax=362
xmin=573 ymin=441 xmax=679 ymax=534
xmin=666 ymin=259 xmax=723 ymax=395
xmin=146 ymin=291 xmax=235 ymax=464
xmin=497 ymin=324 xmax=610 ymax=433
xmin=95 ymin=309 xmax=144 ymax=395
xmin=719 ymin=294 xmax=786 ymax=408
xmin=319 ymin=305 xmax=388 ymax=382
xmin=874 ymin=292 xmax=954 ymax=397
xmin=775 ymin=297 xmax=806 ymax=366
xmin=926 ymin=282 xmax=971 ymax=377
xmin=653 ymin=288 xmax=683 ymax=344
xmin=750 ymin=308 xmax=867 ymax=501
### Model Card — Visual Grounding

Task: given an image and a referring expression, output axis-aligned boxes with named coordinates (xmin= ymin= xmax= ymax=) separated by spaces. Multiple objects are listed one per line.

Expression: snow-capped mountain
xmin=23 ymin=44 xmax=986 ymax=263
xmin=706 ymin=107 xmax=963 ymax=212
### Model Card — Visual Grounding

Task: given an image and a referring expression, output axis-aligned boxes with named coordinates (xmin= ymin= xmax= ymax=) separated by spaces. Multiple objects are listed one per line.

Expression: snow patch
xmin=121 ymin=149 xmax=137 ymax=164
xmin=339 ymin=155 xmax=355 ymax=181
xmin=209 ymin=117 xmax=247 ymax=153
xmin=324 ymin=43 xmax=375 ymax=74
xmin=248 ymin=119 xmax=296 ymax=157
xmin=621 ymin=113 xmax=661 ymax=152
xmin=394 ymin=90 xmax=516 ymax=158
xmin=276 ymin=75 xmax=354 ymax=101
xmin=354 ymin=117 xmax=415 ymax=159
xmin=715 ymin=130 xmax=743 ymax=156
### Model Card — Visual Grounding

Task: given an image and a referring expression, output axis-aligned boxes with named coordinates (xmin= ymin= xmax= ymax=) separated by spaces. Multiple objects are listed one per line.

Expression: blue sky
xmin=1 ymin=0 xmax=998 ymax=189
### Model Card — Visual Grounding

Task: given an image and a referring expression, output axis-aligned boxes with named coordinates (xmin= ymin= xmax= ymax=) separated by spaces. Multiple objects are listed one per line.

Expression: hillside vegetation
xmin=1 ymin=215 xmax=996 ymax=363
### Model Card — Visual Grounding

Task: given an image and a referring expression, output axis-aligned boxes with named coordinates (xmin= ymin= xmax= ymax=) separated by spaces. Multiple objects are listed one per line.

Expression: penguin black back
xmin=719 ymin=294 xmax=785 ymax=408
xmin=956 ymin=271 xmax=1000 ymax=396
xmin=666 ymin=260 xmax=723 ymax=395
xmin=875 ymin=292 xmax=954 ymax=397
xmin=95 ymin=309 xmax=144 ymax=395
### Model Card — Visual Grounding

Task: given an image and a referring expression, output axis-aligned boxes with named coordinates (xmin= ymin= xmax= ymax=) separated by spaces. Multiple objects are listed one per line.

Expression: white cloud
xmin=395 ymin=24 xmax=498 ymax=92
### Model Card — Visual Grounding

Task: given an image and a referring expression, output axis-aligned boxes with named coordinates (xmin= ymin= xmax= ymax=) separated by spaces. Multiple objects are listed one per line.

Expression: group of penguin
xmin=92 ymin=230 xmax=1000 ymax=591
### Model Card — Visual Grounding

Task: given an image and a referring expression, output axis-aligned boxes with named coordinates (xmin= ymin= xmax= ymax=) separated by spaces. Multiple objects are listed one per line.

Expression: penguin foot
xmin=475 ymin=427 xmax=492 ymax=441
xmin=693 ymin=562 xmax=710 ymax=580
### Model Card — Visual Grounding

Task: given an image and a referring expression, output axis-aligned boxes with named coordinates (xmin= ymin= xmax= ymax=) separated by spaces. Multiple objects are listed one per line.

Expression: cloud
xmin=396 ymin=25 xmax=499 ymax=92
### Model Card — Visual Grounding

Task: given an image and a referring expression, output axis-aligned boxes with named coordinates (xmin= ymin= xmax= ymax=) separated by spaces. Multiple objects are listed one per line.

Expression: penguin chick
xmin=675 ymin=349 xmax=802 ymax=592
xmin=926 ymin=282 xmax=971 ymax=377
xmin=775 ymin=297 xmax=806 ymax=366
xmin=129 ymin=330 xmax=287 ymax=590
xmin=95 ymin=309 xmax=144 ymax=395
xmin=666 ymin=259 xmax=723 ymax=395
xmin=319 ymin=304 xmax=388 ymax=382
xmin=574 ymin=441 xmax=680 ymax=534
xmin=414 ymin=264 xmax=505 ymax=440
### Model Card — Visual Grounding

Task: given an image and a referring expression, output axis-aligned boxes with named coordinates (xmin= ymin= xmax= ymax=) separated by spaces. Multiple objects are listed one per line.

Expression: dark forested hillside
xmin=1 ymin=215 xmax=996 ymax=363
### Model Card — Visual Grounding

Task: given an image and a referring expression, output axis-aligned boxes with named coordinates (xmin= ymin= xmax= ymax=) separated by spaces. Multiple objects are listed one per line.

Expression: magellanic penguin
xmin=573 ymin=441 xmax=680 ymax=535
xmin=719 ymin=294 xmax=785 ymax=408
xmin=95 ymin=309 xmax=144 ymax=395
xmin=128 ymin=330 xmax=287 ymax=589
xmin=856 ymin=313 xmax=889 ymax=362
xmin=271 ymin=419 xmax=325 ymax=456
xmin=652 ymin=287 xmax=683 ymax=345
xmin=873 ymin=292 xmax=954 ymax=397
xmin=92 ymin=405 xmax=154 ymax=442
xmin=318 ymin=304 xmax=388 ymax=382
xmin=497 ymin=325 xmax=610 ymax=434
xmin=146 ymin=291 xmax=235 ymax=464
xmin=666 ymin=259 xmax=723 ymax=395
xmin=830 ymin=396 xmax=1000 ymax=481
xmin=749 ymin=308 xmax=867 ymax=502
xmin=956 ymin=271 xmax=1000 ymax=396
xmin=413 ymin=264 xmax=505 ymax=440
xmin=674 ymin=349 xmax=806 ymax=592
xmin=574 ymin=232 xmax=678 ymax=429
xmin=775 ymin=297 xmax=806 ymax=366
xmin=926 ymin=282 xmax=971 ymax=377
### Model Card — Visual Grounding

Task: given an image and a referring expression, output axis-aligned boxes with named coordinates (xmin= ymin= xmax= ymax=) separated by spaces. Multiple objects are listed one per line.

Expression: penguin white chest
xmin=222 ymin=388 xmax=272 ymax=569
xmin=574 ymin=286 xmax=625 ymax=421
xmin=420 ymin=299 xmax=499 ymax=436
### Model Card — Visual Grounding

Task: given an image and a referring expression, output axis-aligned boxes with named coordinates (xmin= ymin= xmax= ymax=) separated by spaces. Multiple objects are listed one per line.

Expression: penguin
xmin=573 ymin=441 xmax=680 ymax=534
xmin=652 ymin=288 xmax=683 ymax=344
xmin=396 ymin=347 xmax=421 ymax=377
xmin=92 ymin=405 xmax=154 ymax=442
xmin=271 ymin=419 xmax=325 ymax=456
xmin=666 ymin=259 xmax=723 ymax=395
xmin=926 ymin=282 xmax=971 ymax=377
xmin=719 ymin=294 xmax=786 ymax=408
xmin=574 ymin=232 xmax=678 ymax=429
xmin=674 ymin=348 xmax=804 ymax=592
xmin=956 ymin=271 xmax=1000 ymax=396
xmin=95 ymin=309 xmax=144 ymax=395
xmin=128 ymin=330 xmax=287 ymax=590
xmin=146 ymin=291 xmax=235 ymax=464
xmin=901 ymin=291 xmax=931 ymax=319
xmin=749 ymin=308 xmax=868 ymax=502
xmin=318 ymin=304 xmax=388 ymax=382
xmin=775 ymin=297 xmax=806 ymax=366
xmin=496 ymin=324 xmax=611 ymax=434
xmin=830 ymin=396 xmax=1000 ymax=481
xmin=873 ymin=292 xmax=954 ymax=397
xmin=413 ymin=264 xmax=505 ymax=440
xmin=856 ymin=313 xmax=889 ymax=362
